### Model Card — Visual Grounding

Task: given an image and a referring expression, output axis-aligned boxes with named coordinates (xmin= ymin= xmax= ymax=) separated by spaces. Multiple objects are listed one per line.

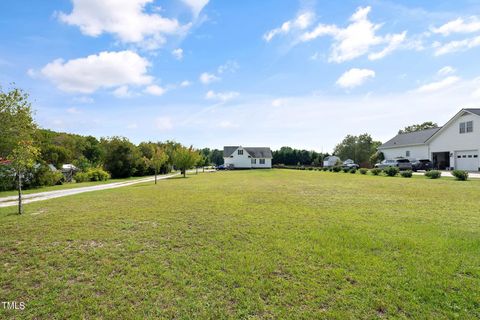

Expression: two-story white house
xmin=223 ymin=146 xmax=272 ymax=169
xmin=378 ymin=108 xmax=480 ymax=171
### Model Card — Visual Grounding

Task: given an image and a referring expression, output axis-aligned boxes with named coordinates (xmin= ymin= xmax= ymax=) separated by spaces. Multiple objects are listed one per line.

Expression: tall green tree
xmin=148 ymin=146 xmax=169 ymax=184
xmin=101 ymin=137 xmax=142 ymax=178
xmin=173 ymin=146 xmax=200 ymax=178
xmin=8 ymin=141 xmax=40 ymax=214
xmin=0 ymin=87 xmax=36 ymax=158
xmin=398 ymin=122 xmax=438 ymax=134
xmin=333 ymin=134 xmax=381 ymax=166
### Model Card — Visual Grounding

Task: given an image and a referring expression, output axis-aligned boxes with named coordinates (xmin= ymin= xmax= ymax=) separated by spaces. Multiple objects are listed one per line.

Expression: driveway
xmin=412 ymin=171 xmax=480 ymax=178
xmin=0 ymin=173 xmax=181 ymax=208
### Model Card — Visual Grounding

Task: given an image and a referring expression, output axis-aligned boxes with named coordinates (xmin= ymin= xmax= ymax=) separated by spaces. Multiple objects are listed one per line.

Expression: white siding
xmin=380 ymin=145 xmax=429 ymax=160
xmin=429 ymin=113 xmax=480 ymax=170
xmin=252 ymin=158 xmax=272 ymax=168
xmin=224 ymin=147 xmax=252 ymax=168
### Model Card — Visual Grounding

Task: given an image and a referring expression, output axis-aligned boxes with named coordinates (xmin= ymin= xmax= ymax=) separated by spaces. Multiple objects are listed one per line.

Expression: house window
xmin=406 ymin=151 xmax=410 ymax=157
xmin=238 ymin=150 xmax=243 ymax=155
xmin=467 ymin=121 xmax=473 ymax=133
xmin=251 ymin=159 xmax=256 ymax=164
xmin=259 ymin=159 xmax=265 ymax=164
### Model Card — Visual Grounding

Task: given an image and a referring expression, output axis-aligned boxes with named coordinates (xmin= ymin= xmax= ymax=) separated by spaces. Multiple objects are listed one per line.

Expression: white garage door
xmin=455 ymin=150 xmax=479 ymax=171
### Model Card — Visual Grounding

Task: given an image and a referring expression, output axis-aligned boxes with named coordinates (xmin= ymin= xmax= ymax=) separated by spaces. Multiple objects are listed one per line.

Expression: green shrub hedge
xmin=452 ymin=170 xmax=468 ymax=181
xmin=359 ymin=168 xmax=368 ymax=175
xmin=342 ymin=168 xmax=350 ymax=173
xmin=370 ymin=168 xmax=382 ymax=176
xmin=425 ymin=170 xmax=441 ymax=179
xmin=332 ymin=166 xmax=342 ymax=172
xmin=400 ymin=170 xmax=413 ymax=178
xmin=74 ymin=168 xmax=110 ymax=183
xmin=349 ymin=168 xmax=357 ymax=174
xmin=384 ymin=166 xmax=399 ymax=177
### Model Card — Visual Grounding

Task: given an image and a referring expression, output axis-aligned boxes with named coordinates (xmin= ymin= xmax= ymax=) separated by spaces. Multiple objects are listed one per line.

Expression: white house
xmin=378 ymin=108 xmax=480 ymax=171
xmin=223 ymin=146 xmax=272 ymax=169
xmin=323 ymin=156 xmax=341 ymax=167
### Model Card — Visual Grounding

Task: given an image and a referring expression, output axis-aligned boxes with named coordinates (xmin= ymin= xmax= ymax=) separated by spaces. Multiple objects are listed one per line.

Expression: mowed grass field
xmin=1 ymin=170 xmax=480 ymax=319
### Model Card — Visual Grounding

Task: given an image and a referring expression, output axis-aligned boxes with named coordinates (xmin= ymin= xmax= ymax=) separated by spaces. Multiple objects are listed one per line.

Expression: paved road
xmin=0 ymin=173 xmax=181 ymax=208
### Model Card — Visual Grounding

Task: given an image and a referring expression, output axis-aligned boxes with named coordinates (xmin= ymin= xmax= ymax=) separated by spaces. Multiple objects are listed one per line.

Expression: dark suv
xmin=411 ymin=159 xmax=433 ymax=172
xmin=375 ymin=158 xmax=412 ymax=171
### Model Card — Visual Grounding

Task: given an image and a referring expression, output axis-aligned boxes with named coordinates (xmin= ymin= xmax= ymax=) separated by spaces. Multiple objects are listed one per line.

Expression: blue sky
xmin=1 ymin=0 xmax=480 ymax=152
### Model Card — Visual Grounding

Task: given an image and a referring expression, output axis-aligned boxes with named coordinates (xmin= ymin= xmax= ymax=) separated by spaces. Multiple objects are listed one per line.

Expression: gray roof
xmin=223 ymin=146 xmax=272 ymax=158
xmin=465 ymin=108 xmax=480 ymax=116
xmin=379 ymin=127 xmax=441 ymax=149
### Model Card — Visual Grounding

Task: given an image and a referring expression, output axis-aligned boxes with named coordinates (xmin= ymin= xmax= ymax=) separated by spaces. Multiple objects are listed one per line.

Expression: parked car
xmin=342 ymin=159 xmax=359 ymax=170
xmin=374 ymin=158 xmax=413 ymax=171
xmin=411 ymin=159 xmax=433 ymax=172
xmin=216 ymin=164 xmax=226 ymax=170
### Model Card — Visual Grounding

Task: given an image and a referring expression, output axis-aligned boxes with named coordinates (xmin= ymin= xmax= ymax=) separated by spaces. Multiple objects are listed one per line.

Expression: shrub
xmin=0 ymin=165 xmax=15 ymax=191
xmin=370 ymin=168 xmax=382 ymax=176
xmin=452 ymin=170 xmax=469 ymax=181
xmin=36 ymin=169 xmax=64 ymax=186
xmin=87 ymin=168 xmax=110 ymax=181
xmin=349 ymin=168 xmax=357 ymax=174
xmin=322 ymin=167 xmax=329 ymax=171
xmin=342 ymin=168 xmax=350 ymax=173
xmin=400 ymin=170 xmax=413 ymax=178
xmin=74 ymin=168 xmax=110 ymax=183
xmin=307 ymin=167 xmax=313 ymax=171
xmin=359 ymin=168 xmax=368 ymax=175
xmin=384 ymin=166 xmax=399 ymax=177
xmin=425 ymin=170 xmax=441 ymax=179
xmin=332 ymin=166 xmax=342 ymax=172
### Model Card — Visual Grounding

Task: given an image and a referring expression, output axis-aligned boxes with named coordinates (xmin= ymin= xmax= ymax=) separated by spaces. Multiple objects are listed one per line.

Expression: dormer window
xmin=238 ymin=149 xmax=243 ymax=155
xmin=460 ymin=121 xmax=473 ymax=133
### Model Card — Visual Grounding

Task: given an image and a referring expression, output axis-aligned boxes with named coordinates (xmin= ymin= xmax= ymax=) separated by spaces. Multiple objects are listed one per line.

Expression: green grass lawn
xmin=1 ymin=170 xmax=479 ymax=319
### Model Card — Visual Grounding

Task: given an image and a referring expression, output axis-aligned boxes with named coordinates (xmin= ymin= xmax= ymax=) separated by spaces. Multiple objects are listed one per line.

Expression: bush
xmin=342 ymin=168 xmax=350 ymax=173
xmin=359 ymin=168 xmax=368 ymax=175
xmin=74 ymin=168 xmax=110 ymax=183
xmin=332 ymin=166 xmax=342 ymax=172
xmin=322 ymin=167 xmax=329 ymax=171
xmin=425 ymin=170 xmax=441 ymax=179
xmin=0 ymin=165 xmax=15 ymax=191
xmin=384 ymin=166 xmax=399 ymax=177
xmin=400 ymin=170 xmax=413 ymax=178
xmin=36 ymin=169 xmax=64 ymax=186
xmin=350 ymin=168 xmax=357 ymax=174
xmin=370 ymin=168 xmax=382 ymax=176
xmin=452 ymin=170 xmax=469 ymax=181
xmin=307 ymin=167 xmax=313 ymax=171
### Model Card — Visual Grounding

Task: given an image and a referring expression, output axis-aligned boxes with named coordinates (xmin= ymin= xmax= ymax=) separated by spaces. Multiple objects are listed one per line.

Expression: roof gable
xmin=379 ymin=127 xmax=441 ymax=149
xmin=223 ymin=146 xmax=239 ymax=157
xmin=244 ymin=147 xmax=272 ymax=158
xmin=425 ymin=108 xmax=480 ymax=143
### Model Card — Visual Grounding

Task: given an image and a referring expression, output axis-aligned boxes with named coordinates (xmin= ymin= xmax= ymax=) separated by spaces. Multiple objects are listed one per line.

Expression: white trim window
xmin=460 ymin=121 xmax=473 ymax=134
xmin=259 ymin=159 xmax=265 ymax=164
xmin=406 ymin=151 xmax=410 ymax=157
xmin=251 ymin=159 xmax=256 ymax=164
xmin=238 ymin=149 xmax=243 ymax=155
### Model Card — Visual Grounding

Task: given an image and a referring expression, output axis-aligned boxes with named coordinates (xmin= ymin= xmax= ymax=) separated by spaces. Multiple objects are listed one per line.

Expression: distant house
xmin=61 ymin=164 xmax=79 ymax=182
xmin=323 ymin=156 xmax=341 ymax=167
xmin=378 ymin=108 xmax=480 ymax=171
xmin=223 ymin=146 xmax=272 ymax=169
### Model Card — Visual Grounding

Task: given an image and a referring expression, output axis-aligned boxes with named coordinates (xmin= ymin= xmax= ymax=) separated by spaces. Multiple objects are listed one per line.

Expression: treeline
xmin=272 ymin=147 xmax=329 ymax=166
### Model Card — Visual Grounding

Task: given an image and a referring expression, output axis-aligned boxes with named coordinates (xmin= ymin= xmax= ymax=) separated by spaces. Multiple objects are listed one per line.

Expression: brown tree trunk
xmin=18 ymin=173 xmax=23 ymax=215
xmin=155 ymin=171 xmax=157 ymax=184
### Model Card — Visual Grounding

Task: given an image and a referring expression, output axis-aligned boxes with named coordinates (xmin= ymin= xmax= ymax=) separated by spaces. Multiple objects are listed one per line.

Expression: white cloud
xmin=155 ymin=116 xmax=173 ymax=130
xmin=416 ymin=76 xmax=460 ymax=93
xmin=181 ymin=0 xmax=209 ymax=17
xmin=113 ymin=85 xmax=133 ymax=98
xmin=126 ymin=123 xmax=138 ymax=129
xmin=300 ymin=6 xmax=406 ymax=63
xmin=205 ymin=90 xmax=239 ymax=102
xmin=199 ymin=72 xmax=220 ymax=84
xmin=336 ymin=68 xmax=375 ymax=88
xmin=41 ymin=50 xmax=152 ymax=93
xmin=431 ymin=17 xmax=480 ymax=36
xmin=218 ymin=120 xmax=238 ymax=129
xmin=217 ymin=60 xmax=239 ymax=74
xmin=271 ymin=98 xmax=286 ymax=107
xmin=66 ymin=107 xmax=81 ymax=114
xmin=437 ymin=66 xmax=456 ymax=76
xmin=58 ymin=0 xmax=186 ymax=50
xmin=144 ymin=84 xmax=166 ymax=96
xmin=172 ymin=48 xmax=184 ymax=60
xmin=180 ymin=80 xmax=191 ymax=87
xmin=263 ymin=11 xmax=315 ymax=42
xmin=433 ymin=35 xmax=480 ymax=56
xmin=72 ymin=96 xmax=94 ymax=104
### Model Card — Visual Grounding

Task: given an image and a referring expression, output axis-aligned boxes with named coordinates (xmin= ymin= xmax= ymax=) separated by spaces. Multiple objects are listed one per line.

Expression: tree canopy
xmin=398 ymin=122 xmax=438 ymax=134
xmin=333 ymin=134 xmax=381 ymax=166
